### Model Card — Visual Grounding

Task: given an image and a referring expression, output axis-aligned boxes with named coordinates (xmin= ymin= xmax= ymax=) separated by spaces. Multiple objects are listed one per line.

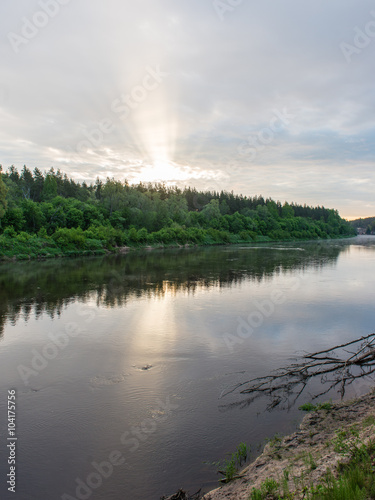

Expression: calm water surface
xmin=0 ymin=236 xmax=375 ymax=499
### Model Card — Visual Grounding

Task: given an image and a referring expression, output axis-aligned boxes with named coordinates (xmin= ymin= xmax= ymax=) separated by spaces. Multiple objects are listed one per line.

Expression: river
xmin=0 ymin=236 xmax=374 ymax=499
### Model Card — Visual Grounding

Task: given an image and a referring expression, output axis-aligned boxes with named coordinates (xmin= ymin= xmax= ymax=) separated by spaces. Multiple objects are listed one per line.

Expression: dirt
xmin=202 ymin=390 xmax=375 ymax=499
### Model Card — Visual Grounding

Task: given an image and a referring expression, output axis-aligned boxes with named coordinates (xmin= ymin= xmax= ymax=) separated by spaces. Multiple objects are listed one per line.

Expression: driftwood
xmin=220 ymin=333 xmax=375 ymax=411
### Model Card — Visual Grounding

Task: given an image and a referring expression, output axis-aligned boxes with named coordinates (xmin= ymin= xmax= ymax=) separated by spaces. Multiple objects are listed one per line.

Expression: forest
xmin=0 ymin=165 xmax=356 ymax=259
xmin=350 ymin=216 xmax=375 ymax=234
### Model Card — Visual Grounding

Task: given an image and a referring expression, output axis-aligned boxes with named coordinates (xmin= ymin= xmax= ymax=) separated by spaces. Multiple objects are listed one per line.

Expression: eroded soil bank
xmin=203 ymin=390 xmax=375 ymax=499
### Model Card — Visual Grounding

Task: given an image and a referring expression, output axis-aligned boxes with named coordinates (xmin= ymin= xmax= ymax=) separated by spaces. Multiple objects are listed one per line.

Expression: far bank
xmin=0 ymin=229 xmax=357 ymax=262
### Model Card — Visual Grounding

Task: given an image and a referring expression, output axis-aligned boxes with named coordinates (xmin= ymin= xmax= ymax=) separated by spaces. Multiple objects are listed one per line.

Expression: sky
xmin=0 ymin=0 xmax=374 ymax=219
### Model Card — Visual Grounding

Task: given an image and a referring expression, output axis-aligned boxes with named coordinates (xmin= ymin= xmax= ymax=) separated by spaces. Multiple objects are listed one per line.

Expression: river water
xmin=0 ymin=236 xmax=374 ymax=499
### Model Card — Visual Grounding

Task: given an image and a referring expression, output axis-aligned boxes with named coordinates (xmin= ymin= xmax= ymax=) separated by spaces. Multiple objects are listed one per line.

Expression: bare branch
xmin=220 ymin=333 xmax=375 ymax=411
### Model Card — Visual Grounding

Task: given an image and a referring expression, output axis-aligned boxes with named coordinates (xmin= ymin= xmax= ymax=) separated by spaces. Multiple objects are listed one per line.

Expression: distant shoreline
xmin=0 ymin=234 xmax=358 ymax=262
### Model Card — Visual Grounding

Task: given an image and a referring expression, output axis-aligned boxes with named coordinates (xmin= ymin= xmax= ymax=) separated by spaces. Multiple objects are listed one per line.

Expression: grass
xmin=307 ymin=439 xmax=375 ymax=499
xmin=303 ymin=452 xmax=317 ymax=471
xmin=362 ymin=414 xmax=375 ymax=427
xmin=265 ymin=433 xmax=284 ymax=460
xmin=248 ymin=421 xmax=375 ymax=499
xmin=250 ymin=478 xmax=279 ymax=499
xmin=265 ymin=433 xmax=283 ymax=447
xmin=298 ymin=400 xmax=333 ymax=412
xmin=216 ymin=442 xmax=249 ymax=483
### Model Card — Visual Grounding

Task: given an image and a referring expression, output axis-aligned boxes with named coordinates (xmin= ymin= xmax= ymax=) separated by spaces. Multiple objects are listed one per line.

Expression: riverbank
xmin=202 ymin=389 xmax=375 ymax=499
xmin=0 ymin=230 xmax=355 ymax=261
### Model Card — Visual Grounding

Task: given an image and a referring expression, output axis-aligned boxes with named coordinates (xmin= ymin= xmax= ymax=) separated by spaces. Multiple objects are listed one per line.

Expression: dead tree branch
xmin=220 ymin=333 xmax=375 ymax=411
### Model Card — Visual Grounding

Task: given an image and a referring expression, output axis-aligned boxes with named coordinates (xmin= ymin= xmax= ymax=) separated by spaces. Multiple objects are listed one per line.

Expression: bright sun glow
xmin=133 ymin=160 xmax=190 ymax=184
xmin=149 ymin=160 xmax=177 ymax=181
xmin=131 ymin=159 xmax=224 ymax=186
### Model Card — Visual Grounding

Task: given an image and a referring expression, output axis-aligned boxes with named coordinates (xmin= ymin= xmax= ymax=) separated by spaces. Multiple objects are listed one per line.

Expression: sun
xmin=152 ymin=160 xmax=176 ymax=180
xmin=133 ymin=159 xmax=190 ymax=184
xmin=134 ymin=160 xmax=175 ymax=183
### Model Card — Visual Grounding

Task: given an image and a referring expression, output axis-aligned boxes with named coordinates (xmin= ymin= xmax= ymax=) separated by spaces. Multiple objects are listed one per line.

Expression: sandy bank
xmin=203 ymin=390 xmax=375 ymax=499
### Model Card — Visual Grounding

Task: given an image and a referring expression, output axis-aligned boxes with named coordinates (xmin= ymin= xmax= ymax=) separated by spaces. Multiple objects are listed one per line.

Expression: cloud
xmin=0 ymin=0 xmax=374 ymax=218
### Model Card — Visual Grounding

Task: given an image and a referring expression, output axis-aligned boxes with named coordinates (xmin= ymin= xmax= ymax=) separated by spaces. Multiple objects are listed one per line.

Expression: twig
xmin=220 ymin=333 xmax=375 ymax=411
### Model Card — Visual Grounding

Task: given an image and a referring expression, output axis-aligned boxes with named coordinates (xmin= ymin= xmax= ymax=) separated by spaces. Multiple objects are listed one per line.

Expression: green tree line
xmin=0 ymin=165 xmax=355 ymax=259
xmin=350 ymin=217 xmax=375 ymax=234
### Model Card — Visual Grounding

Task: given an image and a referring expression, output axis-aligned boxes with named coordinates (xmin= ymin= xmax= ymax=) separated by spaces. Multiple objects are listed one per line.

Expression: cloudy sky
xmin=0 ymin=0 xmax=374 ymax=219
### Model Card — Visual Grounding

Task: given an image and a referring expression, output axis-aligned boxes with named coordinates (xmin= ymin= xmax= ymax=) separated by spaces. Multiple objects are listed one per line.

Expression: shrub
xmin=3 ymin=226 xmax=16 ymax=237
xmin=17 ymin=231 xmax=32 ymax=242
xmin=52 ymin=228 xmax=86 ymax=249
xmin=86 ymin=225 xmax=126 ymax=246
xmin=84 ymin=238 xmax=103 ymax=251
